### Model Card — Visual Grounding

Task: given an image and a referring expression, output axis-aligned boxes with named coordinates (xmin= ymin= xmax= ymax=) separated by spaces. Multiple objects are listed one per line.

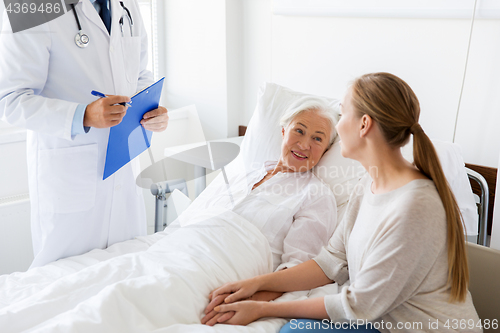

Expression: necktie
xmin=96 ymin=0 xmax=111 ymax=34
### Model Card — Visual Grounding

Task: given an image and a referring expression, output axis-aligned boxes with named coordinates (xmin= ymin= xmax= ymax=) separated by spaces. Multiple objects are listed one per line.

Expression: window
xmin=138 ymin=0 xmax=160 ymax=80
xmin=0 ymin=4 xmax=9 ymax=131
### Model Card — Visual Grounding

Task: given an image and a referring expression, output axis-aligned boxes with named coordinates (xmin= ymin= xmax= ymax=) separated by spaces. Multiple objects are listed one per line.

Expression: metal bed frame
xmin=465 ymin=167 xmax=489 ymax=246
xmin=150 ymin=179 xmax=188 ymax=232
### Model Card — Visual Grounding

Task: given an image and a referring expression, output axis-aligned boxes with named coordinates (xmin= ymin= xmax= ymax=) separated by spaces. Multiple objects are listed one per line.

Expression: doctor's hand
xmin=84 ymin=95 xmax=130 ymax=128
xmin=141 ymin=106 xmax=168 ymax=132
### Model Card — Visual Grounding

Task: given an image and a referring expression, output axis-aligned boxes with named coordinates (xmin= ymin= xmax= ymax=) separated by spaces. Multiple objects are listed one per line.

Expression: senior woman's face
xmin=280 ymin=110 xmax=331 ymax=172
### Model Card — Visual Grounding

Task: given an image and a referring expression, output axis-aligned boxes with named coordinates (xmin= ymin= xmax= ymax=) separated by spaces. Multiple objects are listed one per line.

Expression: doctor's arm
xmin=0 ymin=19 xmax=131 ymax=139
xmin=0 ymin=22 xmax=73 ymax=140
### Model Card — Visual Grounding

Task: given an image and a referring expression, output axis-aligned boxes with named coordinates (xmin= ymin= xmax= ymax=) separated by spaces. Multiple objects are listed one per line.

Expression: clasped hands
xmin=201 ymin=278 xmax=280 ymax=326
xmin=84 ymin=94 xmax=168 ymax=132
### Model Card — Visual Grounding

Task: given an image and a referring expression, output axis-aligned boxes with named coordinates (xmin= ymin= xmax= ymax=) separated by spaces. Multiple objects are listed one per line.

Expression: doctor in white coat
xmin=0 ymin=0 xmax=168 ymax=267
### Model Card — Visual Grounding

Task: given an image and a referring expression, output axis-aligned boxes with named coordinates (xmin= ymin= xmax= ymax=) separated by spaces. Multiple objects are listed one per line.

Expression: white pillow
xmin=239 ymin=82 xmax=362 ymax=220
xmin=402 ymin=139 xmax=478 ymax=236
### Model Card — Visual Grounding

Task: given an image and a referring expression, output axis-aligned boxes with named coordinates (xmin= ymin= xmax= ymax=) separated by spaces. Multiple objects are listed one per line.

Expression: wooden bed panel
xmin=238 ymin=126 xmax=498 ymax=234
xmin=238 ymin=126 xmax=247 ymax=137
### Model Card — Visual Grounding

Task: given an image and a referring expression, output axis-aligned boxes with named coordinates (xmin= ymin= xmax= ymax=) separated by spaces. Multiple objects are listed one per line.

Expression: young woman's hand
xmin=201 ymin=308 xmax=235 ymax=326
xmin=213 ymin=300 xmax=266 ymax=326
xmin=210 ymin=277 xmax=262 ymax=304
xmin=201 ymin=293 xmax=235 ymax=325
xmin=202 ymin=290 xmax=284 ymax=326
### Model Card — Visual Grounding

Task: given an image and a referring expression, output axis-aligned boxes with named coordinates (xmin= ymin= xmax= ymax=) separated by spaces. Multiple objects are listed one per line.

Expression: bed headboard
xmin=238 ymin=126 xmax=247 ymax=137
xmin=238 ymin=125 xmax=498 ymax=235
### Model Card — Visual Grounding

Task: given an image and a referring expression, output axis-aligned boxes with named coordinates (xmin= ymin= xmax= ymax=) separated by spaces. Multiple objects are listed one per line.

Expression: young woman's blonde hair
xmin=351 ymin=72 xmax=468 ymax=303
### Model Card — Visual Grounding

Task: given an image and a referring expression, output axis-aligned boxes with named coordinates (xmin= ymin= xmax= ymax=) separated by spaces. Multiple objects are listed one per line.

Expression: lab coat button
xmin=110 ymin=46 xmax=114 ymax=53
xmin=115 ymin=185 xmax=121 ymax=191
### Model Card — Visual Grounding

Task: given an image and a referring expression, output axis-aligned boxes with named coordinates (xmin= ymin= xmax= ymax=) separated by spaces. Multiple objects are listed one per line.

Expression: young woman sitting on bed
xmin=206 ymin=72 xmax=481 ymax=332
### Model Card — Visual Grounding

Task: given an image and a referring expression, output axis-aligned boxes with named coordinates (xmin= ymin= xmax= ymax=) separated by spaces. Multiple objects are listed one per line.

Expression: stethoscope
xmin=119 ymin=2 xmax=134 ymax=37
xmin=72 ymin=1 xmax=134 ymax=49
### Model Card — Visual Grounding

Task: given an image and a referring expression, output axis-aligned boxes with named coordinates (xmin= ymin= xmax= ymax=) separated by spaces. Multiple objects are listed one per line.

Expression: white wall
xmin=162 ymin=0 xmax=243 ymax=141
xmin=238 ymin=0 xmax=500 ymax=168
xmin=0 ymin=134 xmax=31 ymax=273
xmin=0 ymin=0 xmax=30 ymax=271
xmin=241 ymin=0 xmax=272 ymax=125
xmin=225 ymin=0 xmax=244 ymax=138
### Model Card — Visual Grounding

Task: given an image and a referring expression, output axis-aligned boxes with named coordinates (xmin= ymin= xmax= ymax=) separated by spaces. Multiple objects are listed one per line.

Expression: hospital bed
xmin=0 ymin=82 xmax=490 ymax=332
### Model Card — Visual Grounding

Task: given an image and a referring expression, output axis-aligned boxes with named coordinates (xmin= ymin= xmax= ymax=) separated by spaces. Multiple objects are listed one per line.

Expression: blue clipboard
xmin=103 ymin=77 xmax=165 ymax=180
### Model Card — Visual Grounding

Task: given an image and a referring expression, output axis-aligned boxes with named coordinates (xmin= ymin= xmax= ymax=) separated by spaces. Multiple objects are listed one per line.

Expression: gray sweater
xmin=314 ymin=175 xmax=481 ymax=333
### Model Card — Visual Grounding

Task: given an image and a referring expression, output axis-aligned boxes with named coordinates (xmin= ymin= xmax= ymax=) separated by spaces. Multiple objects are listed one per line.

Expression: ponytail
xmin=412 ymin=124 xmax=469 ymax=303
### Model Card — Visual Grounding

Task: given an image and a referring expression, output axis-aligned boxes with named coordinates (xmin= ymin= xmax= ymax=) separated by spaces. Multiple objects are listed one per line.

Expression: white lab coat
xmin=0 ymin=0 xmax=154 ymax=267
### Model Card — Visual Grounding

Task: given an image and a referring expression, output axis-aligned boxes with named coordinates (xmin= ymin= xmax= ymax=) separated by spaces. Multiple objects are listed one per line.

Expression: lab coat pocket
xmin=121 ymin=36 xmax=141 ymax=83
xmin=38 ymin=144 xmax=98 ymax=214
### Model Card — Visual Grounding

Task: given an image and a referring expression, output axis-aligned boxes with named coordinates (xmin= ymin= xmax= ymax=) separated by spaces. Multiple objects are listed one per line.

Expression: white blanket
xmin=0 ymin=210 xmax=297 ymax=332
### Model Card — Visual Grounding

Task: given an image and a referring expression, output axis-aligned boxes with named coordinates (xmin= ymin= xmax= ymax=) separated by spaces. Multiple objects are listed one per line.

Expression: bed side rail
xmin=465 ymin=167 xmax=489 ymax=246
xmin=151 ymin=179 xmax=188 ymax=232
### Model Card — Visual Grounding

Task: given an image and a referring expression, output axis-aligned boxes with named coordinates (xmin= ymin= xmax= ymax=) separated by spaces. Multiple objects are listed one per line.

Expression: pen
xmin=91 ymin=90 xmax=132 ymax=107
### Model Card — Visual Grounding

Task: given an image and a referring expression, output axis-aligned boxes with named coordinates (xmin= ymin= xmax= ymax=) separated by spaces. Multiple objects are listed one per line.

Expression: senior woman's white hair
xmin=279 ymin=97 xmax=339 ymax=148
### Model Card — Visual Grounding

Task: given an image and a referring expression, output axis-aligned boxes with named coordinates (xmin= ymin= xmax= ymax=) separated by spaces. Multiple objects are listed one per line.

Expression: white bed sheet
xmin=0 ymin=209 xmax=335 ymax=332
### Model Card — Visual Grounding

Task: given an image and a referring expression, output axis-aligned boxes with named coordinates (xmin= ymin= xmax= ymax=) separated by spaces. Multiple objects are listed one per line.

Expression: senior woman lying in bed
xmin=175 ymin=96 xmax=338 ymax=272
xmin=0 ymin=98 xmax=339 ymax=332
